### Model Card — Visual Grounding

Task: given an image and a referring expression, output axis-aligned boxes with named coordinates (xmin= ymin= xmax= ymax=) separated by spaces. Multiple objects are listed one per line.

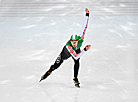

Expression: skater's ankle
xmin=73 ymin=77 xmax=80 ymax=84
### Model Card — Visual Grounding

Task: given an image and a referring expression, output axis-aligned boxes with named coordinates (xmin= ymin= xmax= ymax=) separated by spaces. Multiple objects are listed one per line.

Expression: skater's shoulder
xmin=78 ymin=36 xmax=84 ymax=42
xmin=66 ymin=40 xmax=71 ymax=46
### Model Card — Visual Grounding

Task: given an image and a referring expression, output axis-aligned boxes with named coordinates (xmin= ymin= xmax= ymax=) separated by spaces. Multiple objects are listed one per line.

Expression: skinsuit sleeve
xmin=79 ymin=13 xmax=89 ymax=40
xmin=66 ymin=45 xmax=85 ymax=60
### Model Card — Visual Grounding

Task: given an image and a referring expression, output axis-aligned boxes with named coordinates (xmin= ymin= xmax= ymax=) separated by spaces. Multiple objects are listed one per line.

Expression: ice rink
xmin=0 ymin=0 xmax=138 ymax=102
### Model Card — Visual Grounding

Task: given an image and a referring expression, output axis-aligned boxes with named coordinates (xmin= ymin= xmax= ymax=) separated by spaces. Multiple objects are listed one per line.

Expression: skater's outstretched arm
xmin=79 ymin=8 xmax=89 ymax=40
xmin=66 ymin=45 xmax=91 ymax=60
xmin=66 ymin=45 xmax=85 ymax=60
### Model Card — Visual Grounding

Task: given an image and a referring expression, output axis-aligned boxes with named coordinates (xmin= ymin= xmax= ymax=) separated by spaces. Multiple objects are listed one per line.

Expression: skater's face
xmin=71 ymin=41 xmax=78 ymax=47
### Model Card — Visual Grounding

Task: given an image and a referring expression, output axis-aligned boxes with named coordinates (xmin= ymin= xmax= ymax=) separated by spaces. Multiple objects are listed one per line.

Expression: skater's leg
xmin=73 ymin=48 xmax=81 ymax=79
xmin=73 ymin=58 xmax=80 ymax=79
xmin=72 ymin=58 xmax=80 ymax=86
xmin=49 ymin=54 xmax=63 ymax=72
xmin=40 ymin=54 xmax=63 ymax=82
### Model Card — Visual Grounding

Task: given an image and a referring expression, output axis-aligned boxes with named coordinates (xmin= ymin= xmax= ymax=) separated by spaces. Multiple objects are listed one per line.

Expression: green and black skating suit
xmin=61 ymin=13 xmax=89 ymax=60
xmin=48 ymin=13 xmax=89 ymax=79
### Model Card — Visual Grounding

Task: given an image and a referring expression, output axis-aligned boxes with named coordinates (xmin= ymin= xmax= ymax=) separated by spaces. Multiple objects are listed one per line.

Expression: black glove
xmin=86 ymin=13 xmax=89 ymax=16
xmin=84 ymin=45 xmax=88 ymax=51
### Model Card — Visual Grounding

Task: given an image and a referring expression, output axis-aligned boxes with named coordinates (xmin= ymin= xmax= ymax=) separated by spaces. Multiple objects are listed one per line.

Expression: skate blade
xmin=39 ymin=79 xmax=43 ymax=82
xmin=75 ymin=84 xmax=80 ymax=88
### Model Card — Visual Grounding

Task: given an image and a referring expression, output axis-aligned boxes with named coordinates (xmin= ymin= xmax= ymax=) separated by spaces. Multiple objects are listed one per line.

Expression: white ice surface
xmin=0 ymin=0 xmax=138 ymax=102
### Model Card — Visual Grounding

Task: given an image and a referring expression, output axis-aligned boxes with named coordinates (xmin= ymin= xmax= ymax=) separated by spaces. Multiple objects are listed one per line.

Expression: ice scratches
xmin=0 ymin=80 xmax=11 ymax=84
xmin=36 ymin=16 xmax=45 ymax=22
xmin=120 ymin=25 xmax=132 ymax=31
xmin=109 ymin=78 xmax=129 ymax=99
xmin=103 ymin=71 xmax=129 ymax=99
xmin=22 ymin=75 xmax=36 ymax=83
xmin=116 ymin=44 xmax=131 ymax=49
xmin=53 ymin=5 xmax=66 ymax=9
xmin=22 ymin=17 xmax=29 ymax=21
xmin=127 ymin=22 xmax=137 ymax=26
xmin=24 ymin=75 xmax=35 ymax=80
xmin=119 ymin=24 xmax=136 ymax=36
xmin=103 ymin=8 xmax=115 ymax=13
xmin=108 ymin=29 xmax=122 ymax=38
xmin=50 ymin=22 xmax=56 ymax=26
xmin=21 ymin=25 xmax=37 ymax=29
xmin=105 ymin=16 xmax=113 ymax=19
xmin=25 ymin=86 xmax=35 ymax=90
xmin=42 ymin=4 xmax=66 ymax=13
xmin=119 ymin=4 xmax=127 ymax=7
xmin=50 ymin=5 xmax=66 ymax=9
xmin=96 ymin=84 xmax=106 ymax=90
xmin=19 ymin=49 xmax=53 ymax=60
xmin=41 ymin=89 xmax=60 ymax=102
xmin=34 ymin=0 xmax=42 ymax=2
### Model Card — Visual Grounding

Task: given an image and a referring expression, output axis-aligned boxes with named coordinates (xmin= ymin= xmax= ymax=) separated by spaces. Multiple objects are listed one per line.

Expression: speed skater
xmin=40 ymin=8 xmax=91 ymax=88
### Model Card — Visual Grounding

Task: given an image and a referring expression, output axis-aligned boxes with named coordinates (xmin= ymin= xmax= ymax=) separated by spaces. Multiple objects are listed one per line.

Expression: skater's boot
xmin=73 ymin=77 xmax=80 ymax=88
xmin=39 ymin=70 xmax=52 ymax=82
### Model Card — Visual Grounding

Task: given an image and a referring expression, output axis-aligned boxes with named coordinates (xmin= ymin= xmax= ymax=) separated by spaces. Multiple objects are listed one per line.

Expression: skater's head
xmin=70 ymin=34 xmax=79 ymax=47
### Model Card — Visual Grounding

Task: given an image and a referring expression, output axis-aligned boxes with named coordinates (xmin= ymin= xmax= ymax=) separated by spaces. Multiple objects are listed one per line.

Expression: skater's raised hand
xmin=85 ymin=8 xmax=89 ymax=14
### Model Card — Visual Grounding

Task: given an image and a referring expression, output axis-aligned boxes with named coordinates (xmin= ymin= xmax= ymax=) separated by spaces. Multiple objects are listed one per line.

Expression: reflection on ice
xmin=0 ymin=80 xmax=11 ymax=84
xmin=116 ymin=44 xmax=130 ymax=50
xmin=119 ymin=4 xmax=127 ymax=7
xmin=120 ymin=25 xmax=132 ymax=31
xmin=103 ymin=8 xmax=115 ymax=13
xmin=21 ymin=25 xmax=37 ymax=29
